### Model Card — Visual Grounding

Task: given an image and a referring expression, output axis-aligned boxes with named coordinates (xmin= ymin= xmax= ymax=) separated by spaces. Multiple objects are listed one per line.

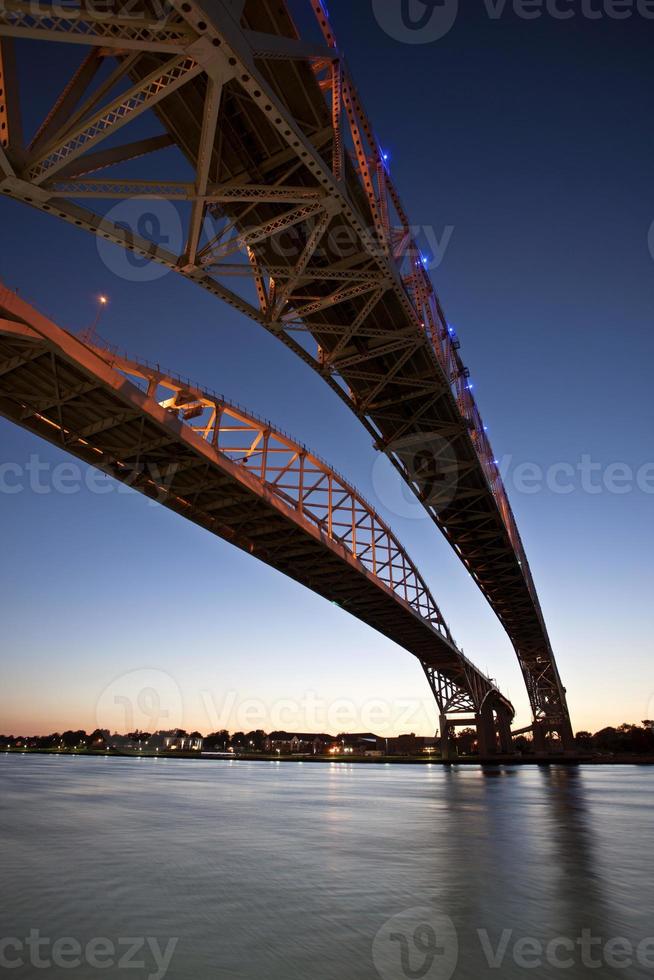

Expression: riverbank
xmin=4 ymin=747 xmax=654 ymax=765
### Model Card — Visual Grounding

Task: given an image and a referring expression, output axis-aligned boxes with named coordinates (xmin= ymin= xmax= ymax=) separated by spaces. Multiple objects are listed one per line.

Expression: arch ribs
xmin=0 ymin=0 xmax=571 ymax=744
xmin=0 ymin=284 xmax=513 ymax=743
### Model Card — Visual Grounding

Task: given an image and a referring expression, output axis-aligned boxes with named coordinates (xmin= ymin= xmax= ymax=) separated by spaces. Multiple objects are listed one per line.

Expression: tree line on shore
xmin=2 ymin=722 xmax=654 ymax=756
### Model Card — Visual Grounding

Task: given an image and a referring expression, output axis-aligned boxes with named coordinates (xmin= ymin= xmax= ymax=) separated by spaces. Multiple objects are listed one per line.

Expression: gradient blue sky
xmin=1 ymin=2 xmax=652 ymax=736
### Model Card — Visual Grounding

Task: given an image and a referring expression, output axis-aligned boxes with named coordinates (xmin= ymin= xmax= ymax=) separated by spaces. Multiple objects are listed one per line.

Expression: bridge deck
xmin=140 ymin=0 xmax=560 ymax=728
xmin=131 ymin=0 xmax=569 ymax=732
xmin=0 ymin=0 xmax=569 ymax=737
xmin=0 ymin=287 xmax=512 ymax=719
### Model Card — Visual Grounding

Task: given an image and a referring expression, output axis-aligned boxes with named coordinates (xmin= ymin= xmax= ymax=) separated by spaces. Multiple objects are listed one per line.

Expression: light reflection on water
xmin=0 ymin=755 xmax=652 ymax=979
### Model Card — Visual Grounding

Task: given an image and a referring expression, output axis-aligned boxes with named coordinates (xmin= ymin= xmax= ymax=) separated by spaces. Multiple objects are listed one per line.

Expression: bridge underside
xmin=0 ymin=288 xmax=516 ymax=752
xmin=121 ymin=2 xmax=574 ymax=744
xmin=0 ymin=0 xmax=573 ymax=744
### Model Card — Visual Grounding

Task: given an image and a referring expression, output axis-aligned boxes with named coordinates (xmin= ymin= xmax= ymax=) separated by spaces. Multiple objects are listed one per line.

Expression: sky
xmin=0 ymin=1 xmax=652 ymax=737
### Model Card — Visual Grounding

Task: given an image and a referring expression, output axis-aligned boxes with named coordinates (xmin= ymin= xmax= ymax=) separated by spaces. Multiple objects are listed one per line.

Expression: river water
xmin=0 ymin=754 xmax=652 ymax=979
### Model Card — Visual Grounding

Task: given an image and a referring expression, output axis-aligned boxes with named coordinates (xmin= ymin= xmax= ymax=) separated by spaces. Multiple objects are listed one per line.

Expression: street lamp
xmin=79 ymin=294 xmax=109 ymax=347
xmin=83 ymin=294 xmax=108 ymax=341
xmin=94 ymin=295 xmax=108 ymax=329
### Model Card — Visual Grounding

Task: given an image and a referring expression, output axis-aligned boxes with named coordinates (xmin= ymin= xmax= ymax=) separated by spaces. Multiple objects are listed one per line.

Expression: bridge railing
xmin=92 ymin=346 xmax=467 ymax=651
xmin=308 ymin=0 xmax=540 ymax=609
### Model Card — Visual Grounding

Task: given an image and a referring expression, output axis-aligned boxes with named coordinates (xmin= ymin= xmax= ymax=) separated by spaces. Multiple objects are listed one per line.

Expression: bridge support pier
xmin=532 ymin=722 xmax=548 ymax=755
xmin=476 ymin=704 xmax=498 ymax=759
xmin=421 ymin=663 xmax=514 ymax=762
xmin=557 ymin=719 xmax=576 ymax=754
xmin=496 ymin=705 xmax=514 ymax=755
xmin=439 ymin=715 xmax=453 ymax=761
xmin=531 ymin=719 xmax=576 ymax=756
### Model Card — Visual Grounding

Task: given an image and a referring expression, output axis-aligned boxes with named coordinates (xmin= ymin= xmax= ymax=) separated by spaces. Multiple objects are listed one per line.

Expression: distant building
xmin=385 ymin=733 xmax=438 ymax=756
xmin=148 ymin=731 xmax=203 ymax=753
xmin=264 ymin=732 xmax=334 ymax=755
xmin=330 ymin=733 xmax=384 ymax=756
xmin=107 ymin=734 xmax=141 ymax=751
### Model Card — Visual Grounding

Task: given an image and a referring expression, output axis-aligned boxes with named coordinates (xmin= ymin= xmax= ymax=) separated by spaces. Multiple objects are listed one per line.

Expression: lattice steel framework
xmin=86 ymin=341 xmax=456 ymax=642
xmin=0 ymin=0 xmax=569 ymax=741
xmin=0 ymin=283 xmax=513 ymax=727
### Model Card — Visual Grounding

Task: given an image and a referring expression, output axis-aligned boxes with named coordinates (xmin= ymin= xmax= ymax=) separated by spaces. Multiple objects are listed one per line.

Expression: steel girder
xmin=0 ymin=283 xmax=513 ymax=722
xmin=0 ymin=0 xmax=570 ymax=741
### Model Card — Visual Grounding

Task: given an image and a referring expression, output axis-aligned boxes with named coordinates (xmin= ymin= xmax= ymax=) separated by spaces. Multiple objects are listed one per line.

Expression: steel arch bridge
xmin=0 ymin=284 xmax=514 ymax=756
xmin=0 ymin=0 xmax=572 ymax=746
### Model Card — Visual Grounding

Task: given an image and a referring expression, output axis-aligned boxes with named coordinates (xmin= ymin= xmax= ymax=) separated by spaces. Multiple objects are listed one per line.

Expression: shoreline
xmin=3 ymin=748 xmax=654 ymax=766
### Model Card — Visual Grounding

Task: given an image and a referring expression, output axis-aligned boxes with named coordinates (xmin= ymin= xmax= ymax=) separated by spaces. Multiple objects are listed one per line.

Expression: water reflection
xmin=0 ymin=756 xmax=652 ymax=980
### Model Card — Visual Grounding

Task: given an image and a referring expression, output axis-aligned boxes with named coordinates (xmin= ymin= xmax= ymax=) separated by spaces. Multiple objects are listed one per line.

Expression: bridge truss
xmin=0 ymin=284 xmax=515 ymax=752
xmin=0 ymin=0 xmax=572 ymax=745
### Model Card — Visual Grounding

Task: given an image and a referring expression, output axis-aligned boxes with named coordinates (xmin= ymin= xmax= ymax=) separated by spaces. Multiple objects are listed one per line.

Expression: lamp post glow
xmin=91 ymin=294 xmax=108 ymax=333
